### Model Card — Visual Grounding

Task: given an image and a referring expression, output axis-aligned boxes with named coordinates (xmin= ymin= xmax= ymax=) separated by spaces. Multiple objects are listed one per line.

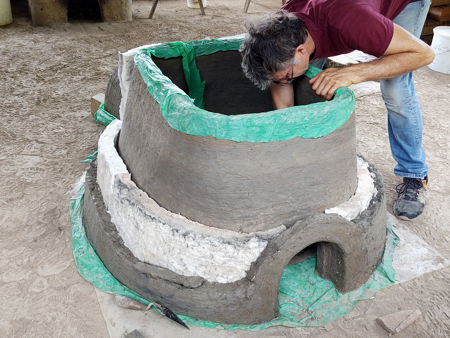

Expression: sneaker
xmin=393 ymin=176 xmax=428 ymax=220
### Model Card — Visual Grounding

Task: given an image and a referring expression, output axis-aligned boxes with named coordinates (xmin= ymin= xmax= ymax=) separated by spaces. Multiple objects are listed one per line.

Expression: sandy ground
xmin=0 ymin=0 xmax=449 ymax=336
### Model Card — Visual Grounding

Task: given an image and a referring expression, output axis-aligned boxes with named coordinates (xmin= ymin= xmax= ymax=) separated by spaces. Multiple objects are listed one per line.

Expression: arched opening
xmin=286 ymin=241 xmax=345 ymax=291
xmin=288 ymin=243 xmax=317 ymax=265
xmin=68 ymin=0 xmax=102 ymax=21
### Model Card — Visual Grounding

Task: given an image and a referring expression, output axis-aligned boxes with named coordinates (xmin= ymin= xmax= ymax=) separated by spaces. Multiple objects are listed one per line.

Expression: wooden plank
xmin=421 ymin=18 xmax=440 ymax=35
xmin=429 ymin=5 xmax=450 ymax=22
xmin=198 ymin=0 xmax=205 ymax=15
xmin=148 ymin=0 xmax=158 ymax=19
xmin=431 ymin=0 xmax=450 ymax=7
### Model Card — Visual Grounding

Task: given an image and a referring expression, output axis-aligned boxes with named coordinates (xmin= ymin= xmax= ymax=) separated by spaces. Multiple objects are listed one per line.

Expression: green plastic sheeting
xmin=71 ymin=185 xmax=150 ymax=307
xmin=134 ymin=37 xmax=355 ymax=143
xmin=71 ymin=181 xmax=399 ymax=330
xmin=94 ymin=102 xmax=117 ymax=126
xmin=81 ymin=151 xmax=98 ymax=163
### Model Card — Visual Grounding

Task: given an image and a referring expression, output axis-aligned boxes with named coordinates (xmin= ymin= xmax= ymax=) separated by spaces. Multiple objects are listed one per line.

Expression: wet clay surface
xmin=118 ymin=67 xmax=356 ymax=232
xmin=1 ymin=0 xmax=449 ymax=336
xmin=82 ymin=156 xmax=385 ymax=324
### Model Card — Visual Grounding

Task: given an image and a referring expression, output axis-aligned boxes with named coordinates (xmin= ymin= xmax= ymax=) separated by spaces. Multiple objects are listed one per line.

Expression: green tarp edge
xmin=133 ymin=37 xmax=355 ymax=143
xmin=71 ymin=180 xmax=399 ymax=330
xmin=146 ymin=42 xmax=205 ymax=108
xmin=94 ymin=102 xmax=117 ymax=126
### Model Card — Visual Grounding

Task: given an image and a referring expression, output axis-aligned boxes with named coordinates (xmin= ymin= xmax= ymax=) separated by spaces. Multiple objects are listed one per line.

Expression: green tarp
xmin=71 ymin=182 xmax=398 ymax=330
xmin=134 ymin=37 xmax=355 ymax=142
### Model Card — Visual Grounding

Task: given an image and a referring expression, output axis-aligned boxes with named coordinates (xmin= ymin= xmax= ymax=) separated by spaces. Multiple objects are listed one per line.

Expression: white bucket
xmin=0 ymin=0 xmax=12 ymax=26
xmin=187 ymin=0 xmax=207 ymax=9
xmin=428 ymin=26 xmax=450 ymax=74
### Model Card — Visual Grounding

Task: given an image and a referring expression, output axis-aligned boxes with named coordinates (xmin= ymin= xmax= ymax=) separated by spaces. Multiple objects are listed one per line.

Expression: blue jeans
xmin=381 ymin=0 xmax=431 ymax=179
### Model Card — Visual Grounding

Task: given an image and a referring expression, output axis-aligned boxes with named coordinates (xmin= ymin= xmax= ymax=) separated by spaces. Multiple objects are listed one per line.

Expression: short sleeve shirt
xmin=282 ymin=0 xmax=415 ymax=58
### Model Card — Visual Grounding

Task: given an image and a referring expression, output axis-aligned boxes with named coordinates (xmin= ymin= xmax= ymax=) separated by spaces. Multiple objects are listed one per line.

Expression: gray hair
xmin=240 ymin=10 xmax=308 ymax=90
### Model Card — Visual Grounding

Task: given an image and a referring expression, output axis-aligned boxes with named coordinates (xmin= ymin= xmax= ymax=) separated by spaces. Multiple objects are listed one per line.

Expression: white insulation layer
xmin=97 ymin=120 xmax=285 ymax=283
xmin=97 ymin=121 xmax=376 ymax=283
xmin=325 ymin=156 xmax=377 ymax=221
xmin=118 ymin=43 xmax=157 ymax=120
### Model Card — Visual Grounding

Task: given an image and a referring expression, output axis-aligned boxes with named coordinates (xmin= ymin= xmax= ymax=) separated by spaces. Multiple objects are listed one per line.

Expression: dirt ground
xmin=1 ymin=0 xmax=449 ymax=336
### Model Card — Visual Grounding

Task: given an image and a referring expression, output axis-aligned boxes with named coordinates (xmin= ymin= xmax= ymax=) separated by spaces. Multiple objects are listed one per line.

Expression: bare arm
xmin=270 ymin=82 xmax=295 ymax=109
xmin=309 ymin=24 xmax=435 ymax=100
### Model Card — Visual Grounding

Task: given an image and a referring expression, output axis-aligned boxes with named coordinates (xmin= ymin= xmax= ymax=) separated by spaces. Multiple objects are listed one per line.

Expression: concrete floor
xmin=1 ymin=0 xmax=449 ymax=336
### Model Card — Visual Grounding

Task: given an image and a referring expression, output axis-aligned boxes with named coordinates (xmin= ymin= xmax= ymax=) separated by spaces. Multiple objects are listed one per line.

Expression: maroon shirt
xmin=282 ymin=0 xmax=415 ymax=58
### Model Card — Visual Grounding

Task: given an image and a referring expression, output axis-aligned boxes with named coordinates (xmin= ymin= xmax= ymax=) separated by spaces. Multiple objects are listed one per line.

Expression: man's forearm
xmin=345 ymin=49 xmax=434 ymax=84
xmin=270 ymin=83 xmax=295 ymax=109
xmin=309 ymin=24 xmax=435 ymax=100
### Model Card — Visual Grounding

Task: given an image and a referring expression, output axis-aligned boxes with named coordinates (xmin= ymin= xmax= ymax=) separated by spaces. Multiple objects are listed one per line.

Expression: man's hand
xmin=309 ymin=67 xmax=360 ymax=100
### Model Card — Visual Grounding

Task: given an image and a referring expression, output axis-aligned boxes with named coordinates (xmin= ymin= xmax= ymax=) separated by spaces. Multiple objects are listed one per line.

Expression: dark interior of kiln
xmin=150 ymin=50 xmax=326 ymax=265
xmin=12 ymin=0 xmax=103 ymax=21
xmin=68 ymin=0 xmax=102 ymax=21
xmin=153 ymin=50 xmax=325 ymax=115
xmin=288 ymin=243 xmax=318 ymax=265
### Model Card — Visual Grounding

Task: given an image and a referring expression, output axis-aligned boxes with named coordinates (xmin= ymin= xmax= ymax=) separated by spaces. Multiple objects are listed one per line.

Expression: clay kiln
xmin=83 ymin=37 xmax=387 ymax=324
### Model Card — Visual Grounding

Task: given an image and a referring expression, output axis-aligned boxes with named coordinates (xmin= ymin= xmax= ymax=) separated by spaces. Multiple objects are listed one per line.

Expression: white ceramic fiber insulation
xmin=97 ymin=120 xmax=127 ymax=210
xmin=97 ymin=122 xmax=377 ymax=282
xmin=118 ymin=44 xmax=157 ymax=120
xmin=96 ymin=120 xmax=285 ymax=283
xmin=325 ymin=157 xmax=377 ymax=221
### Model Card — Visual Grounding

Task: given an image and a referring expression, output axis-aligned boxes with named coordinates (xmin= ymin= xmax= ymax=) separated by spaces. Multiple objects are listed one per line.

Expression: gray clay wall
xmin=82 ymin=158 xmax=387 ymax=324
xmin=118 ymin=51 xmax=357 ymax=232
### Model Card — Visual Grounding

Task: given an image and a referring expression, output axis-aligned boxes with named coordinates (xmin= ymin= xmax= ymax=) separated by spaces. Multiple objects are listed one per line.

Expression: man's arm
xmin=271 ymin=82 xmax=294 ymax=109
xmin=309 ymin=24 xmax=435 ymax=100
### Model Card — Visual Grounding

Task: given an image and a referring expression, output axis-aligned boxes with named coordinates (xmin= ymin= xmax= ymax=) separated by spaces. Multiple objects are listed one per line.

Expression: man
xmin=240 ymin=0 xmax=434 ymax=220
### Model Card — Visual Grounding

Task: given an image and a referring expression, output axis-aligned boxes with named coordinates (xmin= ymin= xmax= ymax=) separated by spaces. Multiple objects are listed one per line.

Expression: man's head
xmin=240 ymin=10 xmax=309 ymax=90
